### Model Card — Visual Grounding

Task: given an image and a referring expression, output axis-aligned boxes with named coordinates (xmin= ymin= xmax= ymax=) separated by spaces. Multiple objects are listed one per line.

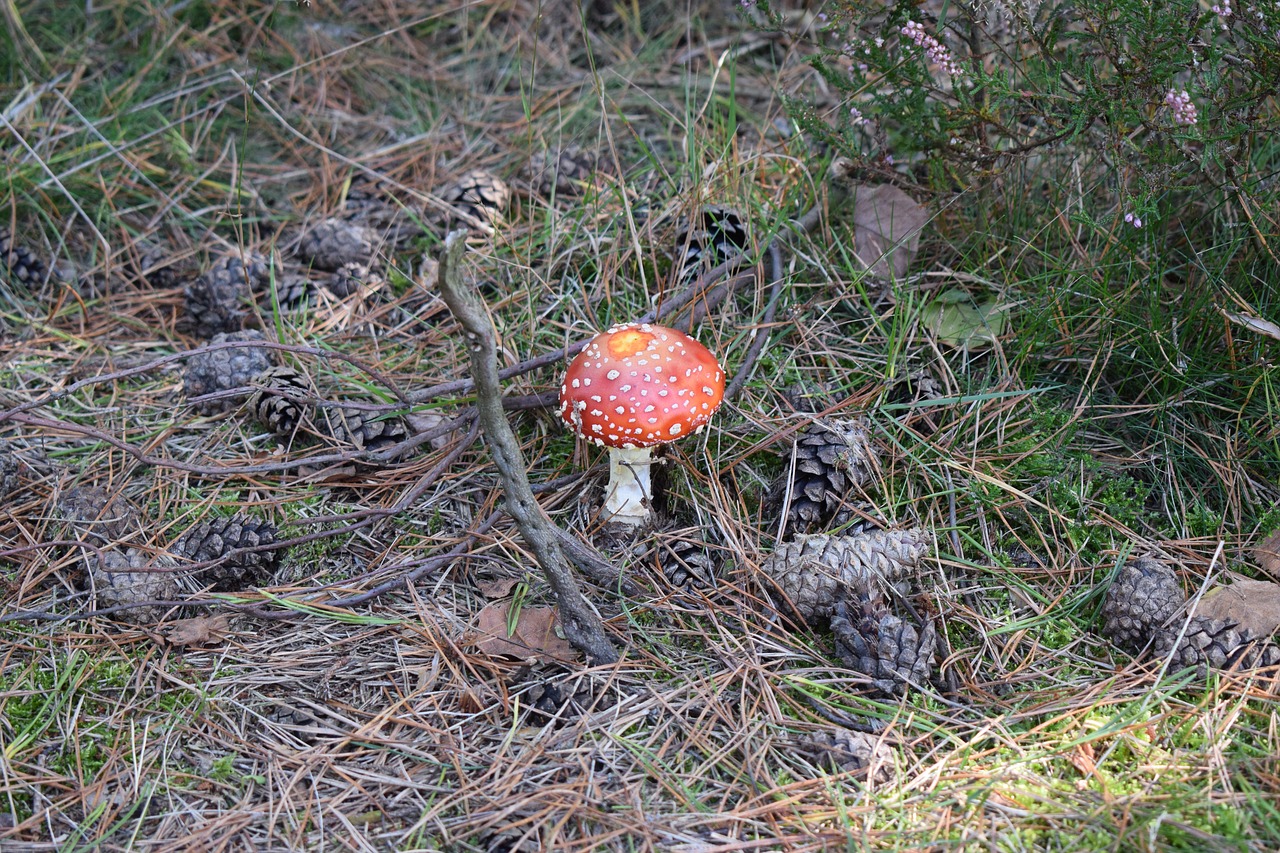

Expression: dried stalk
xmin=435 ymin=230 xmax=619 ymax=665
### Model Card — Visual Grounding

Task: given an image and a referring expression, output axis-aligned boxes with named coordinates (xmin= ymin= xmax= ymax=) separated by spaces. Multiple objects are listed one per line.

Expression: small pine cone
xmin=248 ymin=365 xmax=316 ymax=438
xmin=652 ymin=531 xmax=719 ymax=589
xmin=442 ymin=169 xmax=510 ymax=228
xmin=184 ymin=254 xmax=270 ymax=337
xmin=90 ymin=548 xmax=181 ymax=624
xmin=0 ymin=224 xmax=48 ymax=287
xmin=526 ymin=146 xmax=598 ymax=197
xmin=759 ymin=529 xmax=929 ymax=624
xmin=296 ymin=218 xmax=377 ymax=271
xmin=1152 ymin=616 xmax=1280 ymax=675
xmin=57 ymin=486 xmax=145 ymax=546
xmin=316 ymin=404 xmax=409 ymax=454
xmin=673 ymin=205 xmax=750 ymax=281
xmin=792 ymin=729 xmax=894 ymax=783
xmin=831 ymin=594 xmax=936 ymax=696
xmin=172 ymin=515 xmax=280 ymax=591
xmin=130 ymin=238 xmax=194 ymax=289
xmin=327 ymin=262 xmax=373 ymax=298
xmin=261 ymin=271 xmax=314 ymax=309
xmin=183 ymin=330 xmax=278 ymax=415
xmin=1100 ymin=557 xmax=1186 ymax=653
xmin=0 ymin=449 xmax=18 ymax=499
xmin=770 ymin=418 xmax=878 ymax=537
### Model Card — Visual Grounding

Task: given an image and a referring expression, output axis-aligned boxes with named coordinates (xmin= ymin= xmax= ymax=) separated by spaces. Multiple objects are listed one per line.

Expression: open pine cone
xmin=441 ymin=168 xmax=510 ymax=228
xmin=1100 ymin=556 xmax=1280 ymax=675
xmin=831 ymin=589 xmax=936 ymax=696
xmin=184 ymin=254 xmax=271 ymax=337
xmin=89 ymin=548 xmax=181 ymax=624
xmin=183 ymin=330 xmax=278 ymax=415
xmin=316 ymin=404 xmax=409 ymax=455
xmin=525 ymin=145 xmax=599 ymax=197
xmin=769 ymin=418 xmax=879 ymax=538
xmin=0 ymin=224 xmax=48 ymax=288
xmin=172 ymin=515 xmax=280 ymax=591
xmin=296 ymin=218 xmax=377 ymax=271
xmin=673 ymin=205 xmax=750 ymax=281
xmin=759 ymin=529 xmax=928 ymax=624
xmin=248 ymin=365 xmax=316 ymax=438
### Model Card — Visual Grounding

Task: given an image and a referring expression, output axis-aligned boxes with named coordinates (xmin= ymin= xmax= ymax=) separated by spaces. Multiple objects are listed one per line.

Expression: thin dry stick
xmin=435 ymin=230 xmax=619 ymax=665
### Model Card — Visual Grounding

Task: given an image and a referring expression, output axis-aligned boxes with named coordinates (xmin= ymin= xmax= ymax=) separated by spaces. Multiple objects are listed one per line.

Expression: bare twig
xmin=435 ymin=230 xmax=619 ymax=665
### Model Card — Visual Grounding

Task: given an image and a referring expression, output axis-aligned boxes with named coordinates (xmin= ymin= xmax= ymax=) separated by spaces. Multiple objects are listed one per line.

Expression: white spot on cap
xmin=669 ymin=423 xmax=682 ymax=436
xmin=607 ymin=369 xmax=620 ymax=380
xmin=571 ymin=378 xmax=580 ymax=388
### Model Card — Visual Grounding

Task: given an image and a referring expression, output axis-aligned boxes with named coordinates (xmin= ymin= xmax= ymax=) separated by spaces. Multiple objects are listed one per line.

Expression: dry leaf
xmin=1192 ymin=579 xmax=1280 ymax=638
xmin=1253 ymin=528 xmax=1280 ymax=579
xmin=852 ymin=184 xmax=927 ymax=280
xmin=158 ymin=614 xmax=233 ymax=647
xmin=1223 ymin=310 xmax=1280 ymax=342
xmin=475 ymin=577 xmax=520 ymax=599
xmin=472 ymin=602 xmax=579 ymax=663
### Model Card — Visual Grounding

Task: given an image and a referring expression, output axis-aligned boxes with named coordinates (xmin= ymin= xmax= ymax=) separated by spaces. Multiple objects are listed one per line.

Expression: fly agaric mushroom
xmin=559 ymin=323 xmax=725 ymax=527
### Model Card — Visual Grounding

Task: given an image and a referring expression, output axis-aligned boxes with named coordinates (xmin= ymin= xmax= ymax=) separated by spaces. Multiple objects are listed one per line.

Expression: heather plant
xmin=755 ymin=0 xmax=1280 ymax=246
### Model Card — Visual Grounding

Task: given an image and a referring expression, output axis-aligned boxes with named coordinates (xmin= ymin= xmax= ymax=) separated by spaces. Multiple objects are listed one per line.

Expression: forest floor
xmin=2 ymin=2 xmax=1279 ymax=851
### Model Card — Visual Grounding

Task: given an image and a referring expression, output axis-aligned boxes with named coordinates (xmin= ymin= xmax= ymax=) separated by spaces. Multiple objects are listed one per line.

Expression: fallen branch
xmin=436 ymin=230 xmax=619 ymax=665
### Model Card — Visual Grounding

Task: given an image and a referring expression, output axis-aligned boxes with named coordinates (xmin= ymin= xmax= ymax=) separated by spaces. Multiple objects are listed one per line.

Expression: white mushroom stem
xmin=604 ymin=445 xmax=655 ymax=527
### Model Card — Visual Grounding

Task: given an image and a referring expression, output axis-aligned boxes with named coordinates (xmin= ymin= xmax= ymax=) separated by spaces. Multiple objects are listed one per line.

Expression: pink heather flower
xmin=900 ymin=19 xmax=964 ymax=78
xmin=1124 ymin=212 xmax=1143 ymax=229
xmin=1165 ymin=89 xmax=1198 ymax=126
xmin=849 ymin=106 xmax=866 ymax=125
xmin=1210 ymin=0 xmax=1231 ymax=16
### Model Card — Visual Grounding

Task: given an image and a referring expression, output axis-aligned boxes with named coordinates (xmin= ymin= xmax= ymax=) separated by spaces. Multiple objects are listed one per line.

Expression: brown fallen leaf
xmin=157 ymin=614 xmax=233 ymax=647
xmin=851 ymin=184 xmax=927 ymax=280
xmin=472 ymin=602 xmax=579 ymax=663
xmin=475 ymin=577 xmax=520 ymax=599
xmin=1192 ymin=579 xmax=1280 ymax=639
xmin=1253 ymin=528 xmax=1280 ymax=579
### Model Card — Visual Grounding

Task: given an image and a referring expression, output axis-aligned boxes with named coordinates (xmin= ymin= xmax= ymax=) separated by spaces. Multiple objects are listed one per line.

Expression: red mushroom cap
xmin=559 ymin=323 xmax=725 ymax=449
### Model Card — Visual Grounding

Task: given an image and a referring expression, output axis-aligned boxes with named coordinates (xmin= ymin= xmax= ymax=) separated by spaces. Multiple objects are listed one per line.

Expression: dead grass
xmin=2 ymin=0 xmax=1280 ymax=850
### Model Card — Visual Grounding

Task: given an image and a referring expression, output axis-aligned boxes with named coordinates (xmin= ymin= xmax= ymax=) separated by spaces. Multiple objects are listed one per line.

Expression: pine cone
xmin=0 ymin=449 xmax=18 ymax=499
xmin=651 ymin=530 xmax=719 ymax=589
xmin=526 ymin=146 xmax=598 ymax=197
xmin=57 ymin=486 xmax=145 ymax=546
xmin=770 ymin=418 xmax=879 ymax=537
xmin=759 ymin=529 xmax=929 ymax=624
xmin=183 ymin=330 xmax=278 ymax=415
xmin=130 ymin=238 xmax=194 ymax=289
xmin=89 ymin=548 xmax=181 ymax=624
xmin=327 ymin=262 xmax=375 ymax=298
xmin=0 ymin=224 xmax=48 ymax=288
xmin=673 ymin=205 xmax=750 ymax=281
xmin=316 ymin=404 xmax=409 ymax=454
xmin=172 ymin=515 xmax=280 ymax=591
xmin=1100 ymin=557 xmax=1186 ymax=653
xmin=831 ymin=593 xmax=936 ymax=695
xmin=248 ymin=365 xmax=316 ymax=438
xmin=1152 ymin=616 xmax=1280 ymax=675
xmin=791 ymin=729 xmax=894 ymax=783
xmin=184 ymin=254 xmax=270 ymax=337
xmin=296 ymin=218 xmax=377 ymax=271
xmin=442 ymin=169 xmax=510 ymax=228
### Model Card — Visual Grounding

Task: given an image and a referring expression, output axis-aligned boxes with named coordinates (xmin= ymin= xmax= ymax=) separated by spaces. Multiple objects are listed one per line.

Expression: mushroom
xmin=558 ymin=323 xmax=726 ymax=527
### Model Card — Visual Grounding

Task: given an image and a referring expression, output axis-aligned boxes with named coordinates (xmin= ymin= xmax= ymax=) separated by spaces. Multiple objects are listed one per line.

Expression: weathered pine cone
xmin=183 ymin=330 xmax=278 ymax=415
xmin=769 ymin=418 xmax=879 ymax=538
xmin=442 ymin=168 xmax=510 ymax=228
xmin=1152 ymin=616 xmax=1280 ymax=676
xmin=831 ymin=592 xmax=936 ymax=696
xmin=674 ymin=205 xmax=750 ymax=281
xmin=89 ymin=548 xmax=181 ymax=624
xmin=248 ymin=365 xmax=316 ymax=438
xmin=184 ymin=254 xmax=271 ymax=337
xmin=296 ymin=218 xmax=377 ymax=271
xmin=172 ymin=515 xmax=280 ymax=591
xmin=316 ymin=404 xmax=409 ymax=454
xmin=57 ymin=486 xmax=145 ymax=546
xmin=526 ymin=145 xmax=598 ymax=197
xmin=0 ymin=449 xmax=18 ymax=499
xmin=651 ymin=530 xmax=719 ymax=590
xmin=759 ymin=529 xmax=929 ymax=623
xmin=1100 ymin=557 xmax=1185 ymax=653
xmin=130 ymin=238 xmax=194 ymax=289
xmin=0 ymin=224 xmax=48 ymax=287
xmin=1100 ymin=556 xmax=1280 ymax=674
